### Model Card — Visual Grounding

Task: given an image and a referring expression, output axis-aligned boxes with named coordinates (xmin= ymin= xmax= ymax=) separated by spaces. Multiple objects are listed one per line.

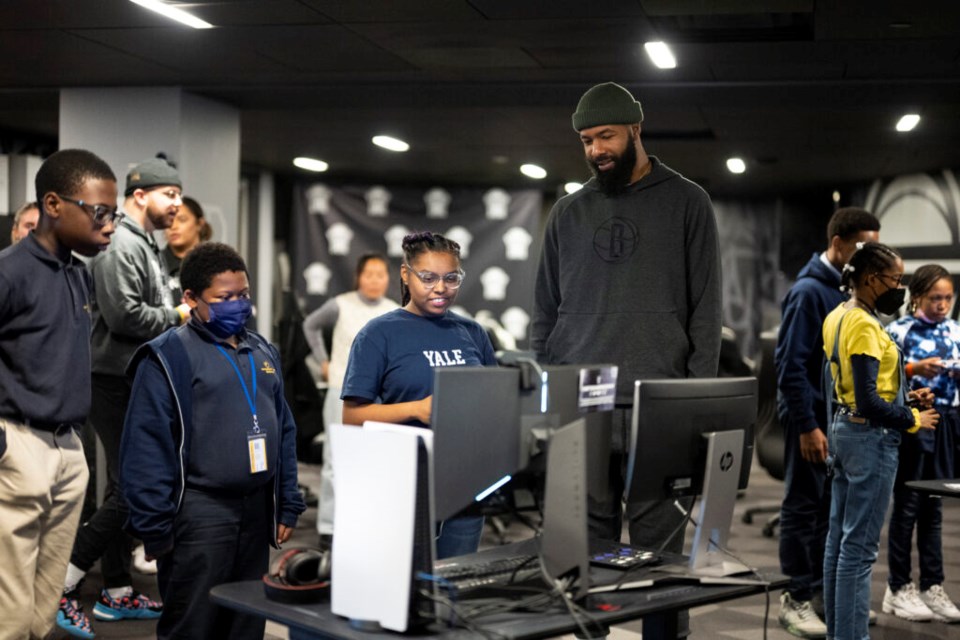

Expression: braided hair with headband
xmin=400 ymin=231 xmax=461 ymax=306
xmin=840 ymin=241 xmax=901 ymax=295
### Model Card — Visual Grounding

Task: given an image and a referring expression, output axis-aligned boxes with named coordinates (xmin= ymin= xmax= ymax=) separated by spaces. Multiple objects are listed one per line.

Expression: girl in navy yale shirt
xmin=341 ymin=231 xmax=497 ymax=558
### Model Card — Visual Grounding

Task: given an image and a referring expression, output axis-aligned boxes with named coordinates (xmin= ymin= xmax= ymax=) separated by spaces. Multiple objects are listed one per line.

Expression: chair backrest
xmin=754 ymin=327 xmax=786 ymax=480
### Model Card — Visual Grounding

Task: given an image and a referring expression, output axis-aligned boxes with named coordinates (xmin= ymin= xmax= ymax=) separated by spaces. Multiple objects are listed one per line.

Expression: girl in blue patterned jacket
xmin=884 ymin=263 xmax=960 ymax=623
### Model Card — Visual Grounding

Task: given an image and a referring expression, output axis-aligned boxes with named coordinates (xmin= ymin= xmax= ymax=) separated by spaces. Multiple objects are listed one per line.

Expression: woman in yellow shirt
xmin=821 ymin=241 xmax=938 ymax=640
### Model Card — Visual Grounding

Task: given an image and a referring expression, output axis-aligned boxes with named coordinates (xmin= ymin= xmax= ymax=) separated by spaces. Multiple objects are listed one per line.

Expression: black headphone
xmin=263 ymin=548 xmax=331 ymax=604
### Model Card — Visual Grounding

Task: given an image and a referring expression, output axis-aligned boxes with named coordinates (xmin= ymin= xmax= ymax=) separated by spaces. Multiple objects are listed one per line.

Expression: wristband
xmin=905 ymin=362 xmax=914 ymax=377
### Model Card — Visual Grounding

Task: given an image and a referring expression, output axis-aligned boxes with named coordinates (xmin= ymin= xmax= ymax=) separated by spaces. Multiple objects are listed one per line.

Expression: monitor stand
xmin=657 ymin=430 xmax=751 ymax=580
xmin=540 ymin=418 xmax=590 ymax=599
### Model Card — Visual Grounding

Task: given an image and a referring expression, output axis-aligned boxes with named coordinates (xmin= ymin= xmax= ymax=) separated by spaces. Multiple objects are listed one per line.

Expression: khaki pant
xmin=0 ymin=419 xmax=88 ymax=640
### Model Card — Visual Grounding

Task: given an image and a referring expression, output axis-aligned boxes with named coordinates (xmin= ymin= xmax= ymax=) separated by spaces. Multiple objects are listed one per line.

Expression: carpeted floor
xmin=55 ymin=457 xmax=960 ymax=639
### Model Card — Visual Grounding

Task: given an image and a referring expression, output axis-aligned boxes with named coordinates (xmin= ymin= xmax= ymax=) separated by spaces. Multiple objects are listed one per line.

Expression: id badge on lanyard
xmin=216 ymin=345 xmax=269 ymax=475
xmin=248 ymin=431 xmax=268 ymax=474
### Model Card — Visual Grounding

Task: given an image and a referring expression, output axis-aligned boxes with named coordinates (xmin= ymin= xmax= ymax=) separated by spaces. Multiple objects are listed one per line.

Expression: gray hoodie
xmin=531 ymin=156 xmax=722 ymax=404
xmin=90 ymin=216 xmax=180 ymax=376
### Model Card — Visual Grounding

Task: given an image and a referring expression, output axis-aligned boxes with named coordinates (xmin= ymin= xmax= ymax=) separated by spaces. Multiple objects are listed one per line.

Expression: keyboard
xmin=589 ymin=540 xmax=660 ymax=570
xmin=433 ymin=554 xmax=544 ymax=594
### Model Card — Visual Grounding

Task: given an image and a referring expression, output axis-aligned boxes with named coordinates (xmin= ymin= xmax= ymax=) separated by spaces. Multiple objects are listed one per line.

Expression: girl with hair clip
xmin=340 ymin=231 xmax=497 ymax=558
xmin=882 ymin=263 xmax=960 ymax=622
xmin=821 ymin=241 xmax=939 ymax=640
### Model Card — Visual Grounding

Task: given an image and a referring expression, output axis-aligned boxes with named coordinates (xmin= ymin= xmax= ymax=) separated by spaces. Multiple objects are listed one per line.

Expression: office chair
xmin=741 ymin=328 xmax=786 ymax=537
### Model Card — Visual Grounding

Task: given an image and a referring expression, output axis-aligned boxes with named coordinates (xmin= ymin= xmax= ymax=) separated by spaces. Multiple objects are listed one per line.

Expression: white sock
xmin=63 ymin=564 xmax=86 ymax=594
xmin=107 ymin=586 xmax=134 ymax=600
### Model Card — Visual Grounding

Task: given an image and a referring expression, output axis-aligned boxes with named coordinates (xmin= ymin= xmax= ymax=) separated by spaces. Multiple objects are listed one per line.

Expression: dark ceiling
xmin=1 ymin=0 xmax=959 ymax=197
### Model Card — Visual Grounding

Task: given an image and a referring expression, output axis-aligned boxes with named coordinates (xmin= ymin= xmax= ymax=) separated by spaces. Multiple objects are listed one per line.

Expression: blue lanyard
xmin=214 ymin=345 xmax=259 ymax=433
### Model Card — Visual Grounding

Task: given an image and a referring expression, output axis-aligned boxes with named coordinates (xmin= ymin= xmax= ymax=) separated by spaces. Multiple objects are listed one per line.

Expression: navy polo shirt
xmin=180 ymin=319 xmax=281 ymax=493
xmin=0 ymin=234 xmax=94 ymax=428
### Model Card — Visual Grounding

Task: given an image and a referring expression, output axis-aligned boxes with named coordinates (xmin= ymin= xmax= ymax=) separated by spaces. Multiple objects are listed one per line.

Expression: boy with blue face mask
xmin=119 ymin=242 xmax=305 ymax=640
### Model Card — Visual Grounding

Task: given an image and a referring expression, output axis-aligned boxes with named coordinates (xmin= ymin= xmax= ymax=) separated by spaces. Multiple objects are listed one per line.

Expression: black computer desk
xmin=211 ymin=545 xmax=786 ymax=640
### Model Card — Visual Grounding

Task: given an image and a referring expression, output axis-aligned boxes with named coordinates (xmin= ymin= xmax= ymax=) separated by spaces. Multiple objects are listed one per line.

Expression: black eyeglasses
xmin=876 ymin=272 xmax=904 ymax=287
xmin=57 ymin=195 xmax=124 ymax=227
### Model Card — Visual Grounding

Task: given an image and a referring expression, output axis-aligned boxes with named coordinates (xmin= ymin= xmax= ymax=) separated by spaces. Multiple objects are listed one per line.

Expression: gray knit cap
xmin=571 ymin=82 xmax=644 ymax=131
xmin=124 ymin=157 xmax=181 ymax=196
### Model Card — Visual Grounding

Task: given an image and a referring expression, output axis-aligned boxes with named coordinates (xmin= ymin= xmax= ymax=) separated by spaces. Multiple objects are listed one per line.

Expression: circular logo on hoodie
xmin=593 ymin=216 xmax=639 ymax=263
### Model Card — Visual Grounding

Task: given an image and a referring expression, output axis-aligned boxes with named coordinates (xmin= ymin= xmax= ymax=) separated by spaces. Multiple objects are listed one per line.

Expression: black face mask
xmin=875 ymin=286 xmax=906 ymax=315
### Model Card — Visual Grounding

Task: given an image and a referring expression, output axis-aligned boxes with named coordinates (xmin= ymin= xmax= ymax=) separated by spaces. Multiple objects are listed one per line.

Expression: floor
xmin=53 ymin=458 xmax=960 ymax=639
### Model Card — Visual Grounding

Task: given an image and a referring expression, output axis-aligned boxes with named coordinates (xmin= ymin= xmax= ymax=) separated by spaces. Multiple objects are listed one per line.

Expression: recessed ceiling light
xmin=128 ymin=0 xmax=213 ymax=29
xmin=564 ymin=182 xmax=583 ymax=194
xmin=643 ymin=41 xmax=677 ymax=69
xmin=293 ymin=157 xmax=329 ymax=172
xmin=726 ymin=157 xmax=746 ymax=174
xmin=372 ymin=135 xmax=410 ymax=152
xmin=895 ymin=114 xmax=920 ymax=132
xmin=520 ymin=164 xmax=547 ymax=179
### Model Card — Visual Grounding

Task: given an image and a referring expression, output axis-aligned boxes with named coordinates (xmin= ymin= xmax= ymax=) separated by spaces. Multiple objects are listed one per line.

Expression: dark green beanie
xmin=124 ymin=157 xmax=181 ymax=196
xmin=571 ymin=82 xmax=644 ymax=131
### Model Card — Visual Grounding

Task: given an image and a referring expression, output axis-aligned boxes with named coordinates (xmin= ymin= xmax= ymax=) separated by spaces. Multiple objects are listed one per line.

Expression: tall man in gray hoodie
xmin=532 ymin=82 xmax=721 ymax=637
xmin=58 ymin=157 xmax=191 ymax=636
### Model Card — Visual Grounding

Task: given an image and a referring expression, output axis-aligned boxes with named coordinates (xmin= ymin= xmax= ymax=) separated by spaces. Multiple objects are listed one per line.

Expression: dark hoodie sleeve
xmin=531 ymin=204 xmax=562 ymax=360
xmin=776 ymin=287 xmax=825 ymax=433
xmin=120 ymin=354 xmax=180 ymax=558
xmin=684 ymin=192 xmax=722 ymax=378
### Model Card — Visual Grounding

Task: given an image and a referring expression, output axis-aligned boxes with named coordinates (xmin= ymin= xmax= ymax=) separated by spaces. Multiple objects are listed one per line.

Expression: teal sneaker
xmin=57 ymin=589 xmax=95 ymax=639
xmin=92 ymin=588 xmax=162 ymax=621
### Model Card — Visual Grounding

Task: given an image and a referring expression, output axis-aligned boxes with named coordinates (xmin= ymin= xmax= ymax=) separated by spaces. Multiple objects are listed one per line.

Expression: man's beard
xmin=146 ymin=205 xmax=174 ymax=230
xmin=587 ymin=141 xmax=638 ymax=196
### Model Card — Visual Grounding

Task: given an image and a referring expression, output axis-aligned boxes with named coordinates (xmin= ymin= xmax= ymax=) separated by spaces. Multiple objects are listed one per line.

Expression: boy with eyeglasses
xmin=0 ymin=149 xmax=118 ymax=639
xmin=120 ymin=242 xmax=305 ymax=640
xmin=58 ymin=156 xmax=192 ymax=637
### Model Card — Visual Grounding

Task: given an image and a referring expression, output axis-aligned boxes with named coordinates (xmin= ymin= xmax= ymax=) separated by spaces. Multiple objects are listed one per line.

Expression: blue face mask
xmin=203 ymin=298 xmax=252 ymax=339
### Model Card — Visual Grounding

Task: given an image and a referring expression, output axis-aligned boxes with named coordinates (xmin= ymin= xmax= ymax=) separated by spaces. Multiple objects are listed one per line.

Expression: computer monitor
xmin=508 ymin=360 xmax=615 ymax=496
xmin=431 ymin=367 xmax=522 ymax=521
xmin=625 ymin=377 xmax=757 ymax=577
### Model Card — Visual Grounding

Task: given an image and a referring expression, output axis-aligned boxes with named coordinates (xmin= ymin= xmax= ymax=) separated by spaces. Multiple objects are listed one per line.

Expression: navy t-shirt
xmin=341 ymin=309 xmax=497 ymax=428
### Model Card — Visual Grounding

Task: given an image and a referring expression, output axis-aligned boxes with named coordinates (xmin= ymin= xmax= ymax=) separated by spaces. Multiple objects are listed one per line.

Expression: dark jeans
xmin=778 ymin=418 xmax=831 ymax=601
xmin=70 ymin=373 xmax=133 ymax=588
xmin=157 ymin=487 xmax=271 ymax=640
xmin=887 ymin=427 xmax=945 ymax=591
xmin=589 ymin=408 xmax=692 ymax=638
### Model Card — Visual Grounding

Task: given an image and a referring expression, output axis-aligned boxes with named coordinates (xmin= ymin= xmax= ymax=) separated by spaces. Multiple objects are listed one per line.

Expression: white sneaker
xmin=132 ymin=543 xmax=158 ymax=575
xmin=883 ymin=583 xmax=934 ymax=621
xmin=779 ymin=592 xmax=827 ymax=638
xmin=920 ymin=584 xmax=960 ymax=623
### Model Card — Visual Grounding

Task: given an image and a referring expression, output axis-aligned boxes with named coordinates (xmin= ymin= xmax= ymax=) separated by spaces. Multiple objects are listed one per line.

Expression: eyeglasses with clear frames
xmin=404 ymin=263 xmax=465 ymax=290
xmin=153 ymin=189 xmax=182 ymax=201
xmin=57 ymin=195 xmax=124 ymax=228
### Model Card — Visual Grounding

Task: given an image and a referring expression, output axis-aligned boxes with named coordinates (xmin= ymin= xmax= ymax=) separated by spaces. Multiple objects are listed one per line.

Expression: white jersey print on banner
xmin=424 ymin=188 xmax=451 ymax=218
xmin=480 ymin=266 xmax=510 ymax=300
xmin=365 ymin=186 xmax=391 ymax=217
xmin=501 ymin=306 xmax=530 ymax=341
xmin=326 ymin=222 xmax=354 ymax=255
xmin=444 ymin=226 xmax=473 ymax=258
xmin=483 ymin=188 xmax=511 ymax=220
xmin=384 ymin=225 xmax=410 ymax=257
xmin=306 ymin=184 xmax=332 ymax=215
xmin=304 ymin=262 xmax=332 ymax=296
xmin=503 ymin=226 xmax=532 ymax=261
